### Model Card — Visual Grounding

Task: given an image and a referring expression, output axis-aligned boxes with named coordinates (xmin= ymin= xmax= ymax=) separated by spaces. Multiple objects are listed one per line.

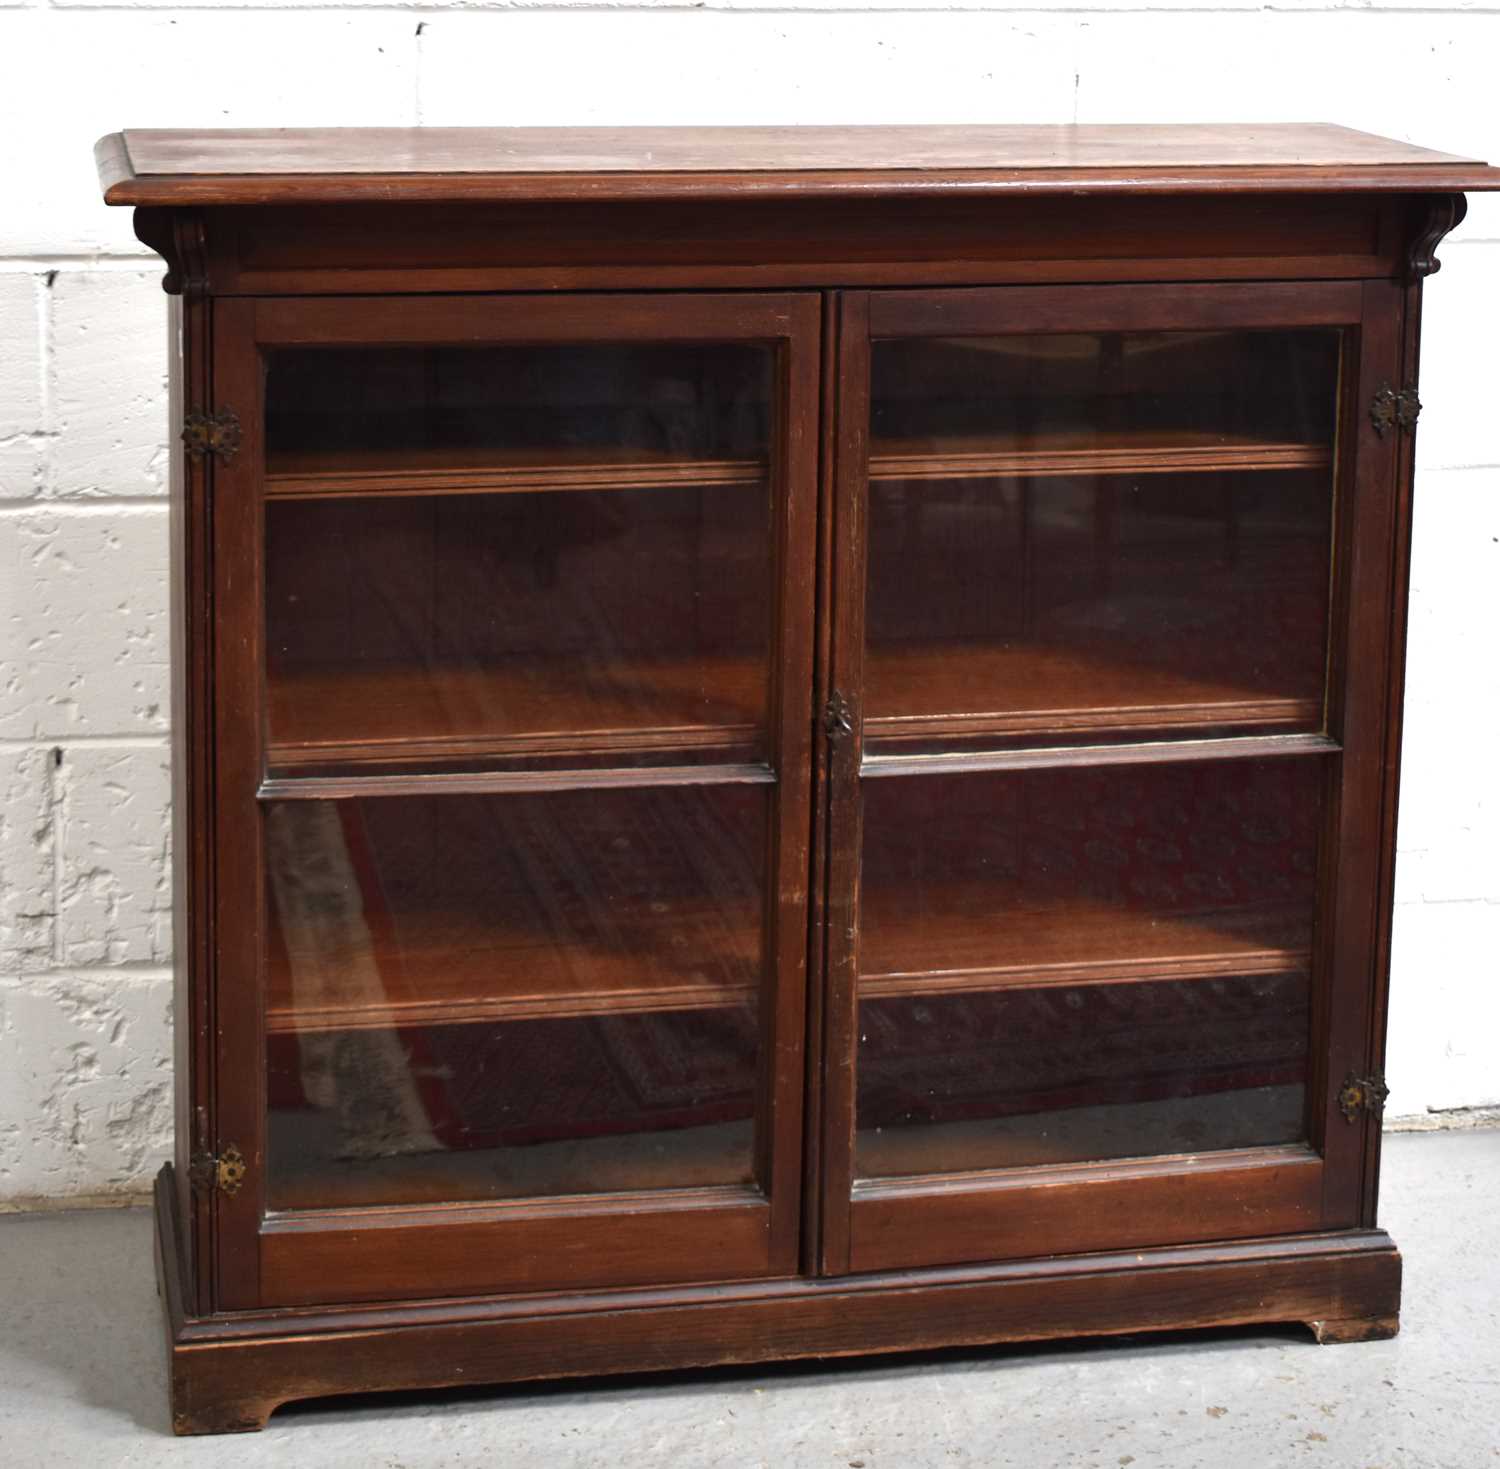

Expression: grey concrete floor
xmin=1 ymin=1129 xmax=1496 ymax=1469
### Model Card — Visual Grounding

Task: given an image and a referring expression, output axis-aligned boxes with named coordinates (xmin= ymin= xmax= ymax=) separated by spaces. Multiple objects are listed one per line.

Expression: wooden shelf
xmin=865 ymin=640 xmax=1320 ymax=746
xmin=266 ymin=444 xmax=766 ymax=500
xmin=870 ymin=430 xmax=1332 ymax=482
xmin=268 ymin=926 xmax=758 ymax=1035
xmin=267 ymin=654 xmax=766 ymax=773
xmin=859 ymin=892 xmax=1310 ymax=997
xmin=261 ymin=428 xmax=1325 ymax=503
xmin=265 ymin=638 xmax=1318 ymax=774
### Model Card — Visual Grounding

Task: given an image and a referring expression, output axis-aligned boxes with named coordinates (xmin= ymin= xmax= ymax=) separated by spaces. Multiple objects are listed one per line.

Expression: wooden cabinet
xmin=98 ymin=124 xmax=1498 ymax=1434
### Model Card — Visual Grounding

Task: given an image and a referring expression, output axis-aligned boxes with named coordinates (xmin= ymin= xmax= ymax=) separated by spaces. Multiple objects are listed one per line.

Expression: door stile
xmin=1358 ymin=269 xmax=1428 ymax=1226
xmin=209 ymin=297 xmax=268 ymax=1311
xmin=1302 ymin=309 xmax=1364 ymax=1192
xmin=168 ymin=278 xmax=219 ymax=1317
xmin=759 ymin=298 xmax=821 ymax=1274
xmin=818 ymin=291 xmax=872 ymax=1275
xmin=1316 ymin=279 xmax=1408 ymax=1225
xmin=799 ymin=292 xmax=841 ymax=1277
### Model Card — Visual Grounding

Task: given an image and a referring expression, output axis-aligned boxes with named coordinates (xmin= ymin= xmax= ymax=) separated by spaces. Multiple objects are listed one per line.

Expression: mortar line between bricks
xmin=1 ymin=965 xmax=175 ymax=988
xmin=0 ymin=738 xmax=169 ymax=753
xmin=36 ymin=272 xmax=53 ymax=493
xmin=0 ymin=498 xmax=168 ymax=515
xmin=48 ymin=737 xmax=64 ymax=969
xmin=0 ymin=258 xmax=155 ymax=271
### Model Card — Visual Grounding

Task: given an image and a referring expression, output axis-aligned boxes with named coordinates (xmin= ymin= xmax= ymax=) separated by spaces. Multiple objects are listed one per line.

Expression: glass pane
xmin=856 ymin=973 xmax=1308 ymax=1176
xmin=263 ymin=344 xmax=773 ymax=774
xmin=854 ymin=758 xmax=1323 ymax=1177
xmin=866 ymin=331 xmax=1340 ymax=751
xmin=264 ymin=785 xmax=765 ymax=1210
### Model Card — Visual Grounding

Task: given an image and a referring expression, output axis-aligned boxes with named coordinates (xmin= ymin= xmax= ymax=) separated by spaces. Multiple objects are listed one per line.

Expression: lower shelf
xmin=854 ymin=1084 xmax=1305 ymax=1178
xmin=155 ymin=1167 xmax=1402 ymax=1436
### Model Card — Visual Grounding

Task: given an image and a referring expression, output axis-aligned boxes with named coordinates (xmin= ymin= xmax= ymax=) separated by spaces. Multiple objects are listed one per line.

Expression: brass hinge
xmin=1338 ymin=1073 xmax=1391 ymax=1124
xmin=189 ymin=1144 xmax=247 ymax=1196
xmin=1369 ymin=385 xmax=1421 ymax=438
xmin=823 ymin=691 xmax=855 ymax=740
xmin=181 ymin=407 xmax=242 ymax=463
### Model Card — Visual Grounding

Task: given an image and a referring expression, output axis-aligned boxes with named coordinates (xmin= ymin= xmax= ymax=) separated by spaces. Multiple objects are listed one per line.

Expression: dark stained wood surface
xmin=99 ymin=124 xmax=1500 ymax=205
xmin=847 ymin=1146 xmax=1324 ymax=1272
xmin=259 ymin=1186 xmax=776 ymax=1307
xmin=204 ymin=192 xmax=1406 ymax=296
xmin=154 ymin=1168 xmax=1403 ymax=1434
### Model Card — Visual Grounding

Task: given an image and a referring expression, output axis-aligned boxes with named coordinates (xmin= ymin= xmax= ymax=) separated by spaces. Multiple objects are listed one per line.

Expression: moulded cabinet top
xmin=96 ymin=123 xmax=1500 ymax=206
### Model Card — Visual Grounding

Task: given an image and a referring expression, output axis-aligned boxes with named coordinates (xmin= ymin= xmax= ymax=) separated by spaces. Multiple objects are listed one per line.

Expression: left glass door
xmin=208 ymin=294 xmax=819 ymax=1309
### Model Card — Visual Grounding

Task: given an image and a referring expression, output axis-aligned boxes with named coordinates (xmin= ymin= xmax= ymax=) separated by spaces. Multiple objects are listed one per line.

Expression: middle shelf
xmin=267 ymin=637 xmax=1322 ymax=775
xmin=263 ymin=758 xmax=1322 ymax=1035
xmin=860 ymin=892 xmax=1310 ymax=996
xmin=265 ymin=785 xmax=767 ymax=1035
xmin=268 ymin=653 xmax=767 ymax=772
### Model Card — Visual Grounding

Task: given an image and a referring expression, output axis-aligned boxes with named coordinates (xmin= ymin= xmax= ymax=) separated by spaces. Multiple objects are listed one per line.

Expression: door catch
xmin=1369 ymin=385 xmax=1421 ymax=437
xmin=182 ymin=407 xmax=242 ymax=463
xmin=823 ymin=692 xmax=855 ymax=740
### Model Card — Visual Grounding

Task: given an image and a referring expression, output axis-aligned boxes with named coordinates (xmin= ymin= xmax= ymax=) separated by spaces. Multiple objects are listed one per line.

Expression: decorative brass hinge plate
xmin=1369 ymin=385 xmax=1421 ymax=438
xmin=182 ymin=407 xmax=242 ymax=463
xmin=823 ymin=691 xmax=855 ymax=739
xmin=1338 ymin=1073 xmax=1391 ymax=1124
xmin=189 ymin=1144 xmax=248 ymax=1196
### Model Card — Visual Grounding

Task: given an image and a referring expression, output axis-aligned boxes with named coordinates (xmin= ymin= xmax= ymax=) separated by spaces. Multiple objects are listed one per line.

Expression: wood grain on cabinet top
xmin=97 ymin=123 xmax=1500 ymax=205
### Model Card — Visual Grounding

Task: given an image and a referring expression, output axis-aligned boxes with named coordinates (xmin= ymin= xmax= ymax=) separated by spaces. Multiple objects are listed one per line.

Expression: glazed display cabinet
xmin=96 ymin=124 xmax=1498 ymax=1433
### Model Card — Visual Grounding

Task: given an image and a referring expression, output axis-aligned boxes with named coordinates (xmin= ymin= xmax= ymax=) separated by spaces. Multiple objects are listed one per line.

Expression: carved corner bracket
xmin=133 ymin=207 xmax=209 ymax=298
xmin=1407 ymin=193 xmax=1468 ymax=283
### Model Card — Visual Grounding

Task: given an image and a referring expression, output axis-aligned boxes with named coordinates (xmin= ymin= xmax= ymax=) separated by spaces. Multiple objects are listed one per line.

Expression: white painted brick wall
xmin=0 ymin=1 xmax=1496 ymax=1206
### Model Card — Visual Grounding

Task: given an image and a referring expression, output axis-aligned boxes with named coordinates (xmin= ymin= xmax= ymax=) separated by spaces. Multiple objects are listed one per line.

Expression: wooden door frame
xmin=208 ymin=290 xmax=821 ymax=1310
xmin=818 ymin=280 xmax=1407 ymax=1276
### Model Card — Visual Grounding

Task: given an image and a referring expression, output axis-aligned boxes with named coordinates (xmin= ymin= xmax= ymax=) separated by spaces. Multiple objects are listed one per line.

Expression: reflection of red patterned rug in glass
xmin=857 ymin=972 xmax=1308 ymax=1132
xmin=266 ymin=1008 xmax=761 ymax=1159
xmin=394 ymin=1006 xmax=758 ymax=1152
xmin=265 ymin=792 xmax=763 ymax=1162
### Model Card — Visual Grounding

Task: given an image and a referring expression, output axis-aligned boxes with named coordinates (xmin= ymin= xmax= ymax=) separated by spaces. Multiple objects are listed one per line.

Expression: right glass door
xmin=822 ymin=282 xmax=1402 ymax=1274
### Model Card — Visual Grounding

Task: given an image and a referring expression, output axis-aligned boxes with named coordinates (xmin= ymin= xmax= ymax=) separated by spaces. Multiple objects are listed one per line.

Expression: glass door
xmin=821 ymin=283 xmax=1402 ymax=1274
xmin=209 ymin=294 xmax=818 ymax=1309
